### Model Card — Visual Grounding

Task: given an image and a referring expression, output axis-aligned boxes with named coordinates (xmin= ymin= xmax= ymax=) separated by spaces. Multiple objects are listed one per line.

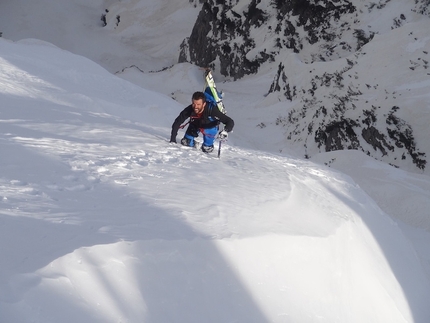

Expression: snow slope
xmin=1 ymin=34 xmax=430 ymax=323
xmin=0 ymin=0 xmax=430 ymax=322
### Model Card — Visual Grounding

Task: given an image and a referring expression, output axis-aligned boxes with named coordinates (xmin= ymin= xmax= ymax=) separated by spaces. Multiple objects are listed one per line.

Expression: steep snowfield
xmin=1 ymin=0 xmax=430 ymax=322
xmin=1 ymin=35 xmax=430 ymax=323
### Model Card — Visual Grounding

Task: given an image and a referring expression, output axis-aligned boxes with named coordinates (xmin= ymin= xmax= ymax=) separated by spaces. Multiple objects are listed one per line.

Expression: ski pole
xmin=217 ymin=140 xmax=222 ymax=158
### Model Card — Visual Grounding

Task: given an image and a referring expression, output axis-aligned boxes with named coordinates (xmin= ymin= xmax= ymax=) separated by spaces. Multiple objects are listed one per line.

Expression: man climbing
xmin=170 ymin=91 xmax=234 ymax=153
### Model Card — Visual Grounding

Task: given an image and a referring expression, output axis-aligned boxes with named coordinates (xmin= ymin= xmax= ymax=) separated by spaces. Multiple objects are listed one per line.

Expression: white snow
xmin=0 ymin=0 xmax=430 ymax=322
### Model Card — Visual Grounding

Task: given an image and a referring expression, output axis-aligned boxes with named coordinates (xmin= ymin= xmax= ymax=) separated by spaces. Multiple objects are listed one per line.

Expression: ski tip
xmin=199 ymin=67 xmax=213 ymax=77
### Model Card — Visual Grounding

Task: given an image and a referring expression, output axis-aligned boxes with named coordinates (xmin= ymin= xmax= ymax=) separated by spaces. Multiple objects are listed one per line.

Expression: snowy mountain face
xmin=179 ymin=0 xmax=430 ymax=173
xmin=180 ymin=0 xmax=428 ymax=77
xmin=3 ymin=0 xmax=427 ymax=173
xmin=1 ymin=1 xmax=430 ymax=322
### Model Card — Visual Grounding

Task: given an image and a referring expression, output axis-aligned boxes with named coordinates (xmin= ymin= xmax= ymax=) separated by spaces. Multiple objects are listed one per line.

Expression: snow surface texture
xmin=2 ymin=34 xmax=430 ymax=323
xmin=0 ymin=0 xmax=430 ymax=322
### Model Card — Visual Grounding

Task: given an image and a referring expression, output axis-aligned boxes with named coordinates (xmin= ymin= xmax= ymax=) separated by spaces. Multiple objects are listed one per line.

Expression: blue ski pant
xmin=184 ymin=124 xmax=218 ymax=147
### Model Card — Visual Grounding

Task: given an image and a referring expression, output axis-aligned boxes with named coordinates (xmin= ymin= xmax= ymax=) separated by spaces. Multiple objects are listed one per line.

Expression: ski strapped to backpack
xmin=203 ymin=68 xmax=228 ymax=158
xmin=203 ymin=69 xmax=226 ymax=114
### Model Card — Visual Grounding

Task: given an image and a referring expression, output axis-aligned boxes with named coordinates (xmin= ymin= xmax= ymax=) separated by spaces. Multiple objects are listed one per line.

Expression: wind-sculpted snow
xmin=4 ymin=114 xmax=353 ymax=240
xmin=1 ymin=32 xmax=430 ymax=323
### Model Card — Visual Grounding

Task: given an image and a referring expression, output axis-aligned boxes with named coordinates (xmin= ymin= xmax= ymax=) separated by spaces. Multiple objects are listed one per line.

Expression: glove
xmin=218 ymin=130 xmax=228 ymax=140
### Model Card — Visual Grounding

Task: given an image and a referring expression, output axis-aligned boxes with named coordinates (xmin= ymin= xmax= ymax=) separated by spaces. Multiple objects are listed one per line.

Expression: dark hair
xmin=192 ymin=91 xmax=206 ymax=102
